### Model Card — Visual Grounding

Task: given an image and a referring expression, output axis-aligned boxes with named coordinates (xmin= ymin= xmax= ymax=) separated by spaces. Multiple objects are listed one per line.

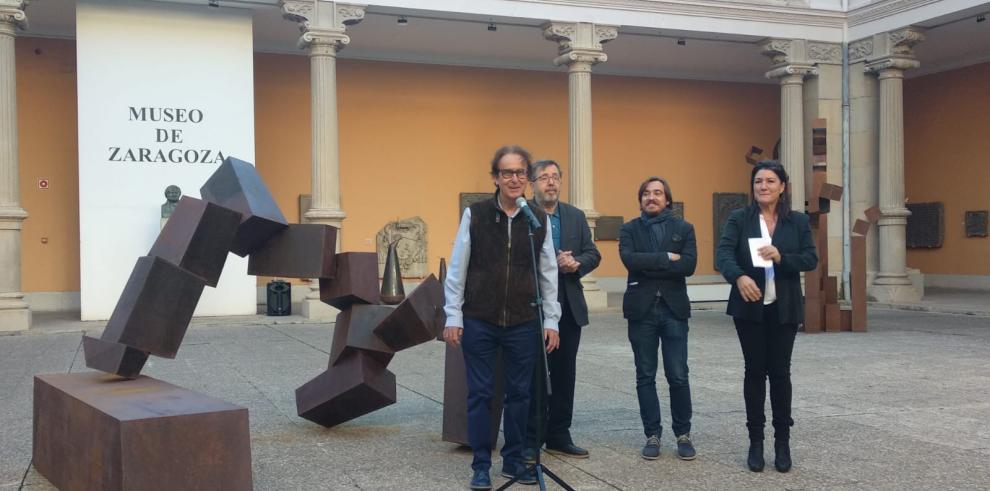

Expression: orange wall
xmin=593 ymin=75 xmax=778 ymax=276
xmin=16 ymin=38 xmax=79 ymax=292
xmin=905 ymin=62 xmax=990 ymax=275
xmin=20 ymin=42 xmax=779 ymax=292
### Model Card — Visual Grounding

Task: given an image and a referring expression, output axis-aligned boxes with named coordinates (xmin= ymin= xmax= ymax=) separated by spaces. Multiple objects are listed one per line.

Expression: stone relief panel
xmin=713 ymin=193 xmax=749 ymax=270
xmin=377 ymin=217 xmax=428 ymax=278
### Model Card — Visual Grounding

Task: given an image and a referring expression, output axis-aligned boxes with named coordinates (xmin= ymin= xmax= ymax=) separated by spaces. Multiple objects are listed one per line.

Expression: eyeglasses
xmin=497 ymin=169 xmax=529 ymax=180
xmin=535 ymin=174 xmax=561 ymax=184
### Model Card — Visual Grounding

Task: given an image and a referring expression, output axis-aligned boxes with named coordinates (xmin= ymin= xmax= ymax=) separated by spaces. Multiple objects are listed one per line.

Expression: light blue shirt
xmin=443 ymin=204 xmax=561 ymax=331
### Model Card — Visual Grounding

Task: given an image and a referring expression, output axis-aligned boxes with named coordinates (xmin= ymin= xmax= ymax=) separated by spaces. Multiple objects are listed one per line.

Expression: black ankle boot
xmin=747 ymin=441 xmax=765 ymax=472
xmin=774 ymin=439 xmax=792 ymax=473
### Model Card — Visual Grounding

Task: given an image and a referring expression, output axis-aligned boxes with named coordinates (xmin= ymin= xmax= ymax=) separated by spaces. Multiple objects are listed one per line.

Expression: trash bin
xmin=266 ymin=280 xmax=291 ymax=316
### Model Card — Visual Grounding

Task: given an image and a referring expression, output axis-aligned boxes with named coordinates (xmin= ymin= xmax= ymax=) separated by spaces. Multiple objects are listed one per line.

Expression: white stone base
xmin=583 ymin=288 xmax=608 ymax=313
xmin=300 ymin=297 xmax=339 ymax=320
xmin=869 ymin=268 xmax=924 ymax=303
xmin=0 ymin=308 xmax=31 ymax=332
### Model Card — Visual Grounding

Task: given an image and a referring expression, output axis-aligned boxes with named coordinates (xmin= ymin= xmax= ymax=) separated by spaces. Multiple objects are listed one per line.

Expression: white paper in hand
xmin=748 ymin=238 xmax=773 ymax=268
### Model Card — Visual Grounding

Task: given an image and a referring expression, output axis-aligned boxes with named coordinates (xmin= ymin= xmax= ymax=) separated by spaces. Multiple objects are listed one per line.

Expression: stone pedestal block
xmin=373 ymin=275 xmax=444 ymax=352
xmin=33 ymin=372 xmax=252 ymax=491
xmin=148 ymin=196 xmax=242 ymax=286
xmin=0 ymin=308 xmax=30 ymax=333
xmin=296 ymin=351 xmax=397 ymax=428
xmin=98 ymin=256 xmax=206 ymax=360
xmin=329 ymin=305 xmax=395 ymax=367
xmin=200 ymin=157 xmax=288 ymax=256
xmin=248 ymin=224 xmax=337 ymax=279
xmin=320 ymin=252 xmax=379 ymax=309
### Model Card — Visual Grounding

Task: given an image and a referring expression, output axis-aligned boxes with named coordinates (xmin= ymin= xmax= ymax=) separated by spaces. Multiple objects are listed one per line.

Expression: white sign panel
xmin=77 ymin=0 xmax=256 ymax=320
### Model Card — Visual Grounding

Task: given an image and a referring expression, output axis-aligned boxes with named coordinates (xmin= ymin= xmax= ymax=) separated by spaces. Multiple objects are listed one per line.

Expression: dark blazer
xmin=543 ymin=202 xmax=601 ymax=327
xmin=715 ymin=205 xmax=818 ymax=324
xmin=619 ymin=214 xmax=697 ymax=321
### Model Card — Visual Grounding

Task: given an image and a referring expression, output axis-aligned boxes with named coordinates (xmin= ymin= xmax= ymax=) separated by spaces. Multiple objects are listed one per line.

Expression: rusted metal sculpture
xmin=320 ymin=252 xmax=380 ymax=309
xmin=803 ymin=119 xmax=874 ymax=333
xmin=34 ymin=372 xmax=252 ymax=491
xmin=247 ymin=223 xmax=337 ymax=278
xmin=38 ymin=156 xmax=447 ymax=491
xmin=199 ymin=156 xmax=288 ymax=256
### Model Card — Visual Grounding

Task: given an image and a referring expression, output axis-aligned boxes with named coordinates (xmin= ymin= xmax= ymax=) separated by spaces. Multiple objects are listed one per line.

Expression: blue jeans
xmin=628 ymin=299 xmax=692 ymax=438
xmin=462 ymin=316 xmax=541 ymax=472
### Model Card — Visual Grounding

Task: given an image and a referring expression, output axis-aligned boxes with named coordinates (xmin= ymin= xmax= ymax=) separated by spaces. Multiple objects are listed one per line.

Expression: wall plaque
xmin=965 ymin=210 xmax=988 ymax=237
xmin=906 ymin=202 xmax=944 ymax=248
xmin=713 ymin=193 xmax=748 ymax=270
xmin=595 ymin=216 xmax=623 ymax=241
xmin=459 ymin=193 xmax=491 ymax=219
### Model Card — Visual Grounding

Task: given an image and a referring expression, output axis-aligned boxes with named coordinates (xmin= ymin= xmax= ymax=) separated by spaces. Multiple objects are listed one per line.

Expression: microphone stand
xmin=498 ymin=210 xmax=574 ymax=491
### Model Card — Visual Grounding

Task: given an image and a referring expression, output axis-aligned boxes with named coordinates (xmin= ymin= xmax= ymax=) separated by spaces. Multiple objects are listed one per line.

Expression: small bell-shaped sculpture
xmin=380 ymin=239 xmax=405 ymax=305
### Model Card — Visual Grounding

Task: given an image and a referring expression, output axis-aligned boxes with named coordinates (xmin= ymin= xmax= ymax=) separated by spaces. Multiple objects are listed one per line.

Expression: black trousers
xmin=733 ymin=302 xmax=797 ymax=442
xmin=526 ymin=303 xmax=582 ymax=448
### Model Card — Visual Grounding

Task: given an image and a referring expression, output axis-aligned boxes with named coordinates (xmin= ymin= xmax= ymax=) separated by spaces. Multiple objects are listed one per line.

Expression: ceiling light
xmin=397 ymin=16 xmax=408 ymax=26
xmin=488 ymin=22 xmax=497 ymax=32
xmin=676 ymin=38 xmax=686 ymax=46
xmin=977 ymin=14 xmax=986 ymax=22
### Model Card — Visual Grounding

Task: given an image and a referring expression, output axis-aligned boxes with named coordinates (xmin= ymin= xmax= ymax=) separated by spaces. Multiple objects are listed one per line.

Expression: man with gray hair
xmin=524 ymin=159 xmax=601 ymax=461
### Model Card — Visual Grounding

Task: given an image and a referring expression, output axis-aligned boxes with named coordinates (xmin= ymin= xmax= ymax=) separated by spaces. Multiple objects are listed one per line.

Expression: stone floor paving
xmin=2 ymin=307 xmax=989 ymax=490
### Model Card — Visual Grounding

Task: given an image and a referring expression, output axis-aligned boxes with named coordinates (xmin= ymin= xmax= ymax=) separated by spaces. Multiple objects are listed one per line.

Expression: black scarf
xmin=641 ymin=208 xmax=673 ymax=250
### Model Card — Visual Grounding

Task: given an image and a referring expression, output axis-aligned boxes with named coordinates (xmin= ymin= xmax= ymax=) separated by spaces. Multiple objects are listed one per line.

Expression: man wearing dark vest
xmin=443 ymin=145 xmax=561 ymax=490
xmin=524 ymin=159 xmax=601 ymax=461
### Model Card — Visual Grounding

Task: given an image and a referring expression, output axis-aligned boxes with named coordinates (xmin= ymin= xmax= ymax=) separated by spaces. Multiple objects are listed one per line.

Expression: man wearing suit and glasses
xmin=523 ymin=160 xmax=602 ymax=462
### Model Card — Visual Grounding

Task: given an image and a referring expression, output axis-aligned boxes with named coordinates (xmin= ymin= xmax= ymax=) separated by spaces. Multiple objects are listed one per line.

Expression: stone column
xmin=543 ymin=22 xmax=617 ymax=313
xmin=0 ymin=1 xmax=30 ymax=332
xmin=282 ymin=1 xmax=365 ymax=318
xmin=802 ymin=42 xmax=845 ymax=280
xmin=864 ymin=27 xmax=925 ymax=303
xmin=761 ymin=39 xmax=817 ymax=212
xmin=848 ymin=39 xmax=880 ymax=283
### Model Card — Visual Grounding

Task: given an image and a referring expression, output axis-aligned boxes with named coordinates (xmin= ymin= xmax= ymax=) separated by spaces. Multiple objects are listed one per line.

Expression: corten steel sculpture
xmin=801 ymin=119 xmax=873 ymax=333
xmin=319 ymin=252 xmax=379 ymax=309
xmin=39 ymin=156 xmax=301 ymax=491
xmin=297 ymin=250 xmax=446 ymax=427
xmin=247 ymin=223 xmax=337 ymax=278
xmin=33 ymin=373 xmax=252 ymax=491
xmin=200 ymin=156 xmax=289 ymax=256
xmin=82 ymin=157 xmax=288 ymax=378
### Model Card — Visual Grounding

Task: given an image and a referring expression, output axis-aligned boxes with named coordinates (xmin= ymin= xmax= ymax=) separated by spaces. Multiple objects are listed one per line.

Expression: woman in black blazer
xmin=716 ymin=160 xmax=817 ymax=473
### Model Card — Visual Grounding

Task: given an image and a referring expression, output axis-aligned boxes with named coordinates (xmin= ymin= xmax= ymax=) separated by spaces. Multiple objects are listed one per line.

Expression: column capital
xmin=760 ymin=38 xmax=828 ymax=80
xmin=766 ymin=63 xmax=817 ymax=81
xmin=0 ymin=0 xmax=28 ymax=34
xmin=543 ymin=21 xmax=617 ymax=67
xmin=865 ymin=56 xmax=920 ymax=74
xmin=855 ymin=26 xmax=925 ymax=73
xmin=280 ymin=1 xmax=365 ymax=52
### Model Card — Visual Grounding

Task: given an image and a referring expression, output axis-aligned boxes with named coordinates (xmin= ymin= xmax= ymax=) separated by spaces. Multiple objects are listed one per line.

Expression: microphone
xmin=515 ymin=196 xmax=543 ymax=230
